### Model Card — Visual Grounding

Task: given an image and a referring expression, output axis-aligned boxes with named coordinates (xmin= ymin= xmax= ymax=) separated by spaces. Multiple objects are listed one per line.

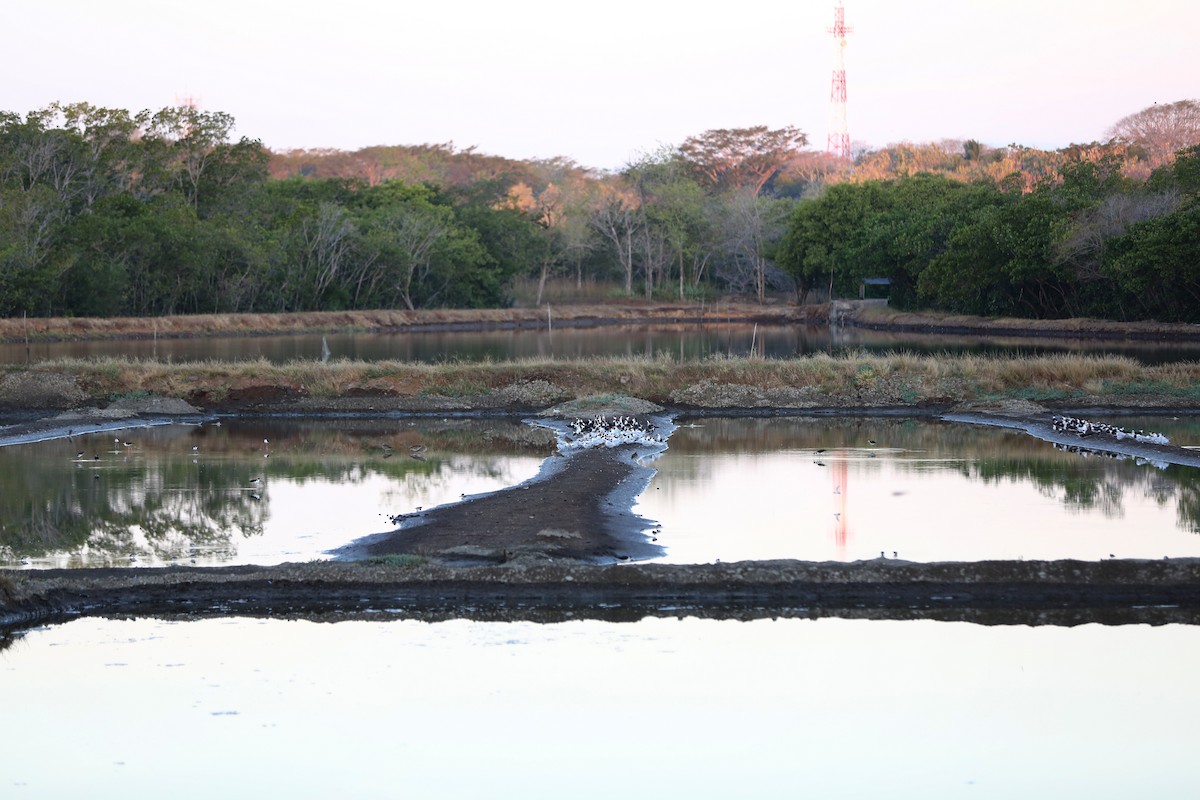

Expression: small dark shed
xmin=860 ymin=278 xmax=891 ymax=300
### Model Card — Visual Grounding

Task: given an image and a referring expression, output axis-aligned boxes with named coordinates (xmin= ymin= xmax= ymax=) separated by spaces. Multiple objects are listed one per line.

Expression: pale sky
xmin=5 ymin=0 xmax=1198 ymax=169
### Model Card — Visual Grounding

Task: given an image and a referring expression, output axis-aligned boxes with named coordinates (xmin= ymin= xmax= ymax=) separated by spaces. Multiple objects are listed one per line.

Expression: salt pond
xmin=2 ymin=616 xmax=1198 ymax=799
xmin=638 ymin=415 xmax=1200 ymax=563
xmin=2 ymin=415 xmax=1199 ymax=567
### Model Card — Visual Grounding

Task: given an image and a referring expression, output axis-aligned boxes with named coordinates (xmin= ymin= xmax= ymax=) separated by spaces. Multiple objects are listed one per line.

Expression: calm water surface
xmin=2 ymin=416 xmax=1198 ymax=567
xmin=2 ymin=616 xmax=1198 ymax=798
xmin=638 ymin=416 xmax=1200 ymax=563
xmin=0 ymin=418 xmax=549 ymax=568
xmin=5 ymin=324 xmax=1200 ymax=364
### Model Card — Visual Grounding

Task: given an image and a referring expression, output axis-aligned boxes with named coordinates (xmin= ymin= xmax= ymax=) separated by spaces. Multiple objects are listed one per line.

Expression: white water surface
xmin=2 ymin=616 xmax=1198 ymax=799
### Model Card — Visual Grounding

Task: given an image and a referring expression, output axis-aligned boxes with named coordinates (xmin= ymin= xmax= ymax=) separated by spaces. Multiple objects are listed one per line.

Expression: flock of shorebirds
xmin=564 ymin=416 xmax=665 ymax=449
xmin=1051 ymin=415 xmax=1169 ymax=444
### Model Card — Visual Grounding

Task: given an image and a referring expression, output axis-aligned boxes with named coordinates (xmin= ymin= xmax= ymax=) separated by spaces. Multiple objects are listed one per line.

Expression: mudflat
xmin=349 ymin=445 xmax=660 ymax=564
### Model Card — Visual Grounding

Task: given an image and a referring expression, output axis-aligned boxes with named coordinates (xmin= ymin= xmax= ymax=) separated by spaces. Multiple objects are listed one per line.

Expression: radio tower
xmin=826 ymin=2 xmax=852 ymax=159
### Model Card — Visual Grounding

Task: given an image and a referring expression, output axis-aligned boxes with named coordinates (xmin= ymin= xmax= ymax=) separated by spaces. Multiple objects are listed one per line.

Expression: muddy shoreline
xmin=7 ymin=558 xmax=1200 ymax=632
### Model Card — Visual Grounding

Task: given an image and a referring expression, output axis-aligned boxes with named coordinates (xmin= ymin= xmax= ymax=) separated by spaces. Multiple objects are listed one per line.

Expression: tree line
xmin=1 ymin=99 xmax=1197 ymax=320
xmin=777 ymin=144 xmax=1200 ymax=322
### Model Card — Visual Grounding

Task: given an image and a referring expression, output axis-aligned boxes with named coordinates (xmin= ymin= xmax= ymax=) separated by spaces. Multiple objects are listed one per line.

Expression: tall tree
xmin=678 ymin=125 xmax=808 ymax=195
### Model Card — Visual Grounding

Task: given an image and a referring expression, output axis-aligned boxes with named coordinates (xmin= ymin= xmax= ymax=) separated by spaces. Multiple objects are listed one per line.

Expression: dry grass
xmin=0 ymin=303 xmax=808 ymax=344
xmin=9 ymin=351 xmax=1199 ymax=408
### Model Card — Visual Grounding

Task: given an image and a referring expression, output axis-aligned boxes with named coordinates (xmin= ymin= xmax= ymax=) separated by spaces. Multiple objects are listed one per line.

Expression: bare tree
xmin=589 ymin=185 xmax=641 ymax=295
xmin=718 ymin=190 xmax=794 ymax=303
xmin=1059 ymin=190 xmax=1180 ymax=280
xmin=1107 ymin=99 xmax=1200 ymax=168
xmin=303 ymin=203 xmax=355 ymax=304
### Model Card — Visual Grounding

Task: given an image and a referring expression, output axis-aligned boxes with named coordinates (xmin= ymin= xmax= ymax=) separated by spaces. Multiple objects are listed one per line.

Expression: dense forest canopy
xmin=1 ymin=99 xmax=1198 ymax=321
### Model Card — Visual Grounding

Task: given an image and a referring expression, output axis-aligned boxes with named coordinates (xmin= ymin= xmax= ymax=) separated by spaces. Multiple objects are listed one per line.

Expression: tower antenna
xmin=826 ymin=2 xmax=852 ymax=160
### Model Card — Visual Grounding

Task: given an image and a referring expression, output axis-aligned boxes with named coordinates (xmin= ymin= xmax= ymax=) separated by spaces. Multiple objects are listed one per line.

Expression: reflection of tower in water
xmin=832 ymin=457 xmax=849 ymax=557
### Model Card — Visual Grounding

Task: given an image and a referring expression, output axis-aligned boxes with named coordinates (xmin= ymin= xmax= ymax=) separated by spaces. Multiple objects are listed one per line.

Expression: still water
xmin=5 ymin=323 xmax=1200 ymax=364
xmin=2 ymin=616 xmax=1198 ymax=798
xmin=2 ymin=416 xmax=1198 ymax=568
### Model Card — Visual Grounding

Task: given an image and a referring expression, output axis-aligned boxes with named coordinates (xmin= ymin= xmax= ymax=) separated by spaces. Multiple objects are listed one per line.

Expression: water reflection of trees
xmin=0 ymin=454 xmax=267 ymax=564
xmin=0 ymin=418 xmax=555 ymax=564
xmin=665 ymin=416 xmax=1200 ymax=534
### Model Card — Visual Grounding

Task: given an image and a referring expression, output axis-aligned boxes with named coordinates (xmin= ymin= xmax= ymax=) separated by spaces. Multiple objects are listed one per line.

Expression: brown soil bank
xmin=0 ymin=302 xmax=811 ymax=344
xmin=5 ymin=559 xmax=1200 ymax=630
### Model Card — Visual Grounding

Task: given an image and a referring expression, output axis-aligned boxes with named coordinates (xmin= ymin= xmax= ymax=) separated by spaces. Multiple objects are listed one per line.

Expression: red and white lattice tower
xmin=826 ymin=2 xmax=852 ymax=159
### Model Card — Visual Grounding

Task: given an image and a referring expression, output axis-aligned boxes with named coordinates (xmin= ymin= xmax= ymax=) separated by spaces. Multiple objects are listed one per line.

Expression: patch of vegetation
xmin=1097 ymin=379 xmax=1200 ymax=398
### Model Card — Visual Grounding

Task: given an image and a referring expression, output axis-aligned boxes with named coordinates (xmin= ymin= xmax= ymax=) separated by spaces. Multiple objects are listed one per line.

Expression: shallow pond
xmin=2 ymin=616 xmax=1198 ymax=798
xmin=1 ymin=415 xmax=1198 ymax=568
xmin=5 ymin=323 xmax=1200 ymax=364
xmin=638 ymin=415 xmax=1200 ymax=563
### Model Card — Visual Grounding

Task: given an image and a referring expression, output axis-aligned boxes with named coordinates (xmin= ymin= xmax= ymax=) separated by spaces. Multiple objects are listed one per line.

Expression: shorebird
xmin=249 ymin=477 xmax=262 ymax=485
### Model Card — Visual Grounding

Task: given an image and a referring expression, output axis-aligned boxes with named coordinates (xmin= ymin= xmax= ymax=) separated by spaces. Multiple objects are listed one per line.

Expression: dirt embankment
xmin=0 ymin=302 xmax=813 ymax=344
xmin=6 ymin=558 xmax=1200 ymax=632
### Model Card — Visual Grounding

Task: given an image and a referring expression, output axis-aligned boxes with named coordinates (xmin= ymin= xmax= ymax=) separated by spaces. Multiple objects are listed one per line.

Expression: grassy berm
xmin=1 ymin=351 xmax=1199 ymax=412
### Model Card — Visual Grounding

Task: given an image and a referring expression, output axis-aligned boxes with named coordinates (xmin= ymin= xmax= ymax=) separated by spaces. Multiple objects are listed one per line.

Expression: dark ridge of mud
xmin=5 ymin=558 xmax=1200 ymax=635
xmin=340 ymin=444 xmax=663 ymax=564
